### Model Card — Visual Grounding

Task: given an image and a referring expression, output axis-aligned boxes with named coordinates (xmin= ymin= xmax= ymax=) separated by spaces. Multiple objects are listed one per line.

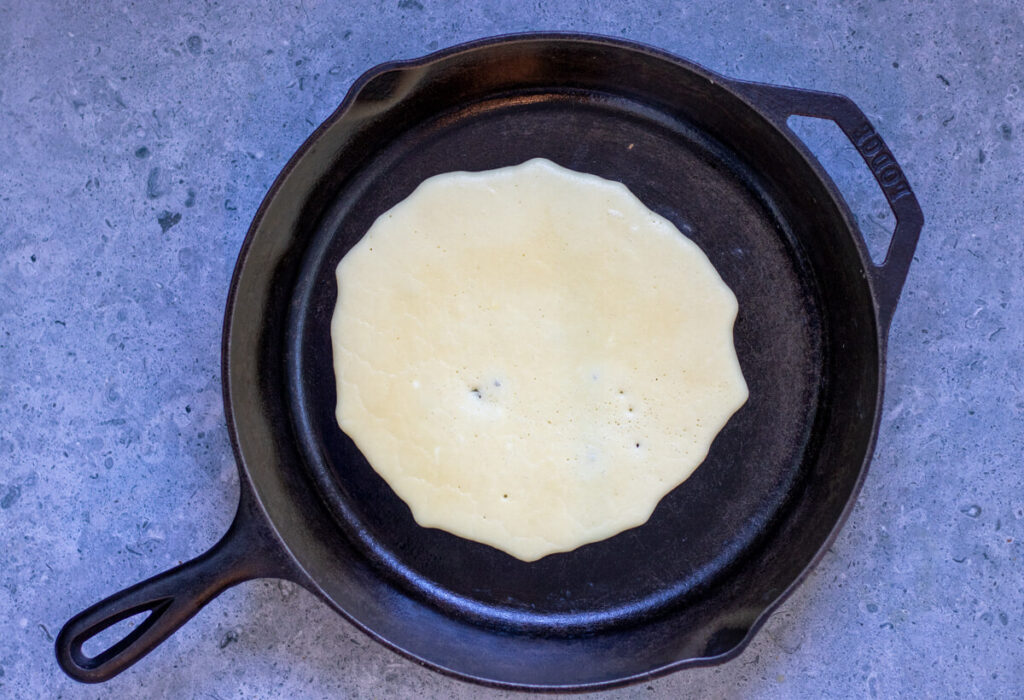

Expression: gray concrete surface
xmin=1 ymin=0 xmax=1021 ymax=697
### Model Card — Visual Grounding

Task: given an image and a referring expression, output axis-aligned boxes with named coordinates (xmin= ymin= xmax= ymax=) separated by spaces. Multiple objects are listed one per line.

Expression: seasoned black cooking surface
xmin=287 ymin=91 xmax=824 ymax=632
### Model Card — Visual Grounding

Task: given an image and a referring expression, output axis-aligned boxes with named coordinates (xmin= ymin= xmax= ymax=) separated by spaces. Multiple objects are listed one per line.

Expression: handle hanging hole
xmin=70 ymin=599 xmax=171 ymax=670
xmin=787 ymin=115 xmax=895 ymax=265
xmin=80 ymin=609 xmax=156 ymax=661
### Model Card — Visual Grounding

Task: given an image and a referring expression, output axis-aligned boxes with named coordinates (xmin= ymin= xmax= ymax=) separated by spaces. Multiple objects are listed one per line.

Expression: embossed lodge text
xmin=851 ymin=123 xmax=913 ymax=202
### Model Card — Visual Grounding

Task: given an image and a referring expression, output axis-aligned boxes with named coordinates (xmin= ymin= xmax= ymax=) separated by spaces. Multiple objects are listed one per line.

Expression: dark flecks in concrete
xmin=1000 ymin=123 xmax=1012 ymax=140
xmin=937 ymin=74 xmax=950 ymax=86
xmin=184 ymin=188 xmax=195 ymax=207
xmin=146 ymin=167 xmax=165 ymax=199
xmin=30 ymin=254 xmax=36 ymax=262
xmin=0 ymin=485 xmax=21 ymax=509
xmin=866 ymin=603 xmax=878 ymax=613
xmin=398 ymin=0 xmax=423 ymax=9
xmin=979 ymin=149 xmax=986 ymax=163
xmin=224 ymin=199 xmax=237 ymax=211
xmin=959 ymin=504 xmax=981 ymax=518
xmin=219 ymin=630 xmax=239 ymax=649
xmin=135 ymin=146 xmax=150 ymax=159
xmin=187 ymin=35 xmax=203 ymax=55
xmin=157 ymin=210 xmax=182 ymax=232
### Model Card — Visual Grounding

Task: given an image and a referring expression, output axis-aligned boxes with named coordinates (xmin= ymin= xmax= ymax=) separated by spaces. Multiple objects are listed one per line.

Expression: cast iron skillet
xmin=56 ymin=34 xmax=923 ymax=690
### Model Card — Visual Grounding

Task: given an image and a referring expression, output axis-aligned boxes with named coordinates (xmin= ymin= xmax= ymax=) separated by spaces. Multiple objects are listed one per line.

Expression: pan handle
xmin=728 ymin=80 xmax=924 ymax=333
xmin=55 ymin=492 xmax=293 ymax=683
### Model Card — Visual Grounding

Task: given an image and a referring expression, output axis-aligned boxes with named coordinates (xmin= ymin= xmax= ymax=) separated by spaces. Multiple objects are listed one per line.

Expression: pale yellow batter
xmin=332 ymin=158 xmax=747 ymax=561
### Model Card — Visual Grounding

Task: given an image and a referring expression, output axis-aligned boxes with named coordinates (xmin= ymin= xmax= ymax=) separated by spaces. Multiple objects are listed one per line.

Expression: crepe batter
xmin=331 ymin=158 xmax=748 ymax=562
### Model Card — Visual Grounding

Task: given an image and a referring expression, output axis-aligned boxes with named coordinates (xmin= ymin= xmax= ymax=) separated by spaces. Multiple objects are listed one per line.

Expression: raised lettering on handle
xmin=849 ymin=122 xmax=914 ymax=204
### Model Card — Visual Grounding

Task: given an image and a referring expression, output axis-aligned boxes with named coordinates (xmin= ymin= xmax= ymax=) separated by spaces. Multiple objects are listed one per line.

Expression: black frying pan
xmin=56 ymin=34 xmax=923 ymax=690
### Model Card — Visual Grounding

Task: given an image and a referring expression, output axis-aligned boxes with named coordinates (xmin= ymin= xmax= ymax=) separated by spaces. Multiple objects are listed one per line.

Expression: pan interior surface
xmin=287 ymin=86 xmax=826 ymax=634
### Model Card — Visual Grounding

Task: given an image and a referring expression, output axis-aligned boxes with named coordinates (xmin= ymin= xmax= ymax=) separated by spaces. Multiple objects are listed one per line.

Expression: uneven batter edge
xmin=331 ymin=158 xmax=748 ymax=562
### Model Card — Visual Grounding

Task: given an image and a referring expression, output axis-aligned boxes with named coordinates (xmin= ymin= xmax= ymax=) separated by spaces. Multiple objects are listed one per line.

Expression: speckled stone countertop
xmin=1 ymin=1 xmax=1021 ymax=697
